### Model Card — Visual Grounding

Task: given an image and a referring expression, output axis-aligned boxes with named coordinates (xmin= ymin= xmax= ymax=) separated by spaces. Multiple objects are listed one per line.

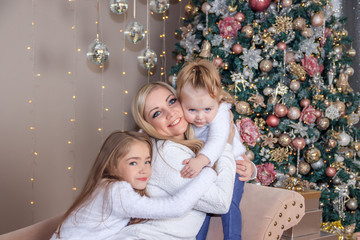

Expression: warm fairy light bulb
xmin=122 ymin=48 xmax=125 ymax=52
xmin=34 ymin=152 xmax=38 ymax=156
xmin=30 ymin=178 xmax=34 ymax=181
xmin=120 ymin=29 xmax=123 ymax=33
xmin=30 ymin=201 xmax=34 ymax=205
xmin=72 ymin=187 xmax=77 ymax=191
xmin=95 ymin=21 xmax=99 ymax=24
xmin=145 ymin=30 xmax=148 ymax=34
xmin=72 ymin=96 xmax=76 ymax=99
xmin=124 ymin=112 xmax=128 ymax=115
xmin=71 ymin=26 xmax=75 ymax=30
xmin=28 ymin=100 xmax=32 ymax=103
xmin=70 ymin=118 xmax=76 ymax=122
xmin=27 ymin=47 xmax=31 ymax=50
xmin=124 ymin=90 xmax=128 ymax=94
xmin=30 ymin=126 xmax=35 ymax=130
xmin=68 ymin=167 xmax=72 ymax=170
xmin=161 ymin=73 xmax=164 ymax=76
xmin=32 ymin=22 xmax=35 ymax=26
xmin=68 ymin=141 xmax=72 ymax=144
xmin=68 ymin=72 xmax=72 ymax=75
xmin=36 ymin=74 xmax=41 ymax=77
xmin=123 ymin=72 xmax=126 ymax=75
xmin=98 ymin=128 xmax=102 ymax=131
xmin=102 ymin=86 xmax=105 ymax=89
xmin=105 ymin=108 xmax=109 ymax=111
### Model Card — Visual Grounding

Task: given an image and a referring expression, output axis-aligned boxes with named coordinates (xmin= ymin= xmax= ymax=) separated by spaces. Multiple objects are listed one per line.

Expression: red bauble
xmin=249 ymin=0 xmax=271 ymax=12
xmin=325 ymin=167 xmax=336 ymax=177
xmin=266 ymin=115 xmax=280 ymax=127
xmin=274 ymin=104 xmax=288 ymax=118
xmin=292 ymin=137 xmax=306 ymax=150
xmin=213 ymin=57 xmax=223 ymax=67
xmin=232 ymin=43 xmax=243 ymax=54
xmin=300 ymin=98 xmax=311 ymax=108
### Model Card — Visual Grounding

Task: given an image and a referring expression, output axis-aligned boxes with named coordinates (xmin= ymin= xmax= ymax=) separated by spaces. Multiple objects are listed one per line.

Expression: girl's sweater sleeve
xmin=112 ymin=167 xmax=216 ymax=219
xmin=198 ymin=103 xmax=231 ymax=166
xmin=193 ymin=143 xmax=236 ymax=214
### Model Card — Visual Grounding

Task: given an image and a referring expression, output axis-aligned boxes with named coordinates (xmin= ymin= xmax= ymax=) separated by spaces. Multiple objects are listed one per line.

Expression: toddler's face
xmin=113 ymin=140 xmax=152 ymax=190
xmin=180 ymin=84 xmax=220 ymax=128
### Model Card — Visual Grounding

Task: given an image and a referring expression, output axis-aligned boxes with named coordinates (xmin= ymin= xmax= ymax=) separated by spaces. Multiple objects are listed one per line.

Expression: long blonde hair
xmin=132 ymin=81 xmax=204 ymax=154
xmin=55 ymin=131 xmax=152 ymax=237
xmin=177 ymin=58 xmax=234 ymax=104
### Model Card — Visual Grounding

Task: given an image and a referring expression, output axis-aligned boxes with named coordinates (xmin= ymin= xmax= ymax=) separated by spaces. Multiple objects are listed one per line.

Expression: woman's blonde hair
xmin=177 ymin=58 xmax=234 ymax=104
xmin=56 ymin=131 xmax=152 ymax=237
xmin=132 ymin=81 xmax=203 ymax=154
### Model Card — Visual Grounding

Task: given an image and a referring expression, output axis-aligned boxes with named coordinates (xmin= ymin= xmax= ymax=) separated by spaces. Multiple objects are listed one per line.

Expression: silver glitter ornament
xmin=138 ymin=48 xmax=157 ymax=69
xmin=346 ymin=198 xmax=358 ymax=210
xmin=124 ymin=21 xmax=145 ymax=44
xmin=86 ymin=39 xmax=109 ymax=65
xmin=110 ymin=0 xmax=128 ymax=14
xmin=150 ymin=0 xmax=169 ymax=13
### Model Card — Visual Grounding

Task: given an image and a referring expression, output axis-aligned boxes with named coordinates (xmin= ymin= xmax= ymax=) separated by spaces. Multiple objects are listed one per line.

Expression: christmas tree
xmin=169 ymin=0 xmax=360 ymax=236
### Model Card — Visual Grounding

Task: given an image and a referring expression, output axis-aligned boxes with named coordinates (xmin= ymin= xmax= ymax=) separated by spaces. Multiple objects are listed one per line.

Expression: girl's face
xmin=180 ymin=84 xmax=220 ymax=128
xmin=143 ymin=86 xmax=188 ymax=140
xmin=113 ymin=140 xmax=152 ymax=190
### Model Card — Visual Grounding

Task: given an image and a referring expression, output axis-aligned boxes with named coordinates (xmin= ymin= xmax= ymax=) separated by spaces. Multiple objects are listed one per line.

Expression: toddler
xmin=177 ymin=59 xmax=256 ymax=240
xmin=51 ymin=130 xmax=216 ymax=240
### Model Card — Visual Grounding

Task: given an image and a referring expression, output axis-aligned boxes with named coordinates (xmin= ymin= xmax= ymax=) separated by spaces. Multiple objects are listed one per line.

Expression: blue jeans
xmin=196 ymin=174 xmax=244 ymax=240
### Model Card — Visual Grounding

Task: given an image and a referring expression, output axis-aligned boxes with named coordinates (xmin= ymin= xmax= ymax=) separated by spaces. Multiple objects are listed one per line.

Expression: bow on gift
xmin=283 ymin=177 xmax=305 ymax=192
xmin=321 ymin=220 xmax=344 ymax=239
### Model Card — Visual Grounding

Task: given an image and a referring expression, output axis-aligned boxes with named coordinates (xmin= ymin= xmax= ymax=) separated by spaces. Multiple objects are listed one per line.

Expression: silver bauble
xmin=245 ymin=150 xmax=255 ymax=161
xmin=332 ymin=176 xmax=341 ymax=185
xmin=137 ymin=48 xmax=157 ymax=69
xmin=124 ymin=21 xmax=145 ymax=44
xmin=287 ymin=165 xmax=296 ymax=176
xmin=311 ymin=159 xmax=324 ymax=170
xmin=86 ymin=39 xmax=109 ymax=65
xmin=338 ymin=132 xmax=351 ymax=146
xmin=346 ymin=198 xmax=358 ymax=210
xmin=110 ymin=0 xmax=128 ymax=14
xmin=150 ymin=0 xmax=169 ymax=13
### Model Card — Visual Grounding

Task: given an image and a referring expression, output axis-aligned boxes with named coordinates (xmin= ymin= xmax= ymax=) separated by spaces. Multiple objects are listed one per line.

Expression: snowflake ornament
xmin=209 ymin=0 xmax=229 ymax=16
xmin=239 ymin=48 xmax=264 ymax=69
xmin=299 ymin=38 xmax=320 ymax=56
xmin=325 ymin=105 xmax=341 ymax=120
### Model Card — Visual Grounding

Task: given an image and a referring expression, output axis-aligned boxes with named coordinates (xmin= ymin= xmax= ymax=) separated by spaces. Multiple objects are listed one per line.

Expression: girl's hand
xmin=181 ymin=154 xmax=209 ymax=178
xmin=236 ymin=155 xmax=255 ymax=182
xmin=227 ymin=110 xmax=235 ymax=144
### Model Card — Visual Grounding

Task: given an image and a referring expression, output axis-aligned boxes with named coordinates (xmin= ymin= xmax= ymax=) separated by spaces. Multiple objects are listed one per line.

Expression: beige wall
xmin=0 ymin=0 xmax=183 ymax=234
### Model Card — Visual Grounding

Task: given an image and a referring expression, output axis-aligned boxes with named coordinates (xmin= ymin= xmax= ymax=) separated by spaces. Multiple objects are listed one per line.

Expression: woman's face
xmin=143 ymin=86 xmax=188 ymax=140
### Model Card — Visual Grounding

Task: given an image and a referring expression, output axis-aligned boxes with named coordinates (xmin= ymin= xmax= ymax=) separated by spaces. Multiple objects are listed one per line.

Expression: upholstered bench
xmin=0 ymin=183 xmax=305 ymax=240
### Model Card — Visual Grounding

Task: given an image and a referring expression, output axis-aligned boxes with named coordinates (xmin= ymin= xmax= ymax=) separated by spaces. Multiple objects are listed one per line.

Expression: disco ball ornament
xmin=109 ymin=0 xmax=128 ymax=14
xmin=138 ymin=48 xmax=157 ymax=69
xmin=124 ymin=21 xmax=145 ymax=44
xmin=150 ymin=0 xmax=169 ymax=13
xmin=86 ymin=38 xmax=109 ymax=65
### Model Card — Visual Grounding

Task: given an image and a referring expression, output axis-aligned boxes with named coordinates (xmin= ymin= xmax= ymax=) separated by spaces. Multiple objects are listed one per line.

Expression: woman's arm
xmin=112 ymin=167 xmax=216 ymax=219
xmin=193 ymin=143 xmax=236 ymax=214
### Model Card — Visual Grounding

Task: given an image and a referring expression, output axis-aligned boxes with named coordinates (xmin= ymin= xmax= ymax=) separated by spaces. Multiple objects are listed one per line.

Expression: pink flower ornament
xmin=256 ymin=163 xmax=276 ymax=186
xmin=218 ymin=17 xmax=241 ymax=39
xmin=300 ymin=105 xmax=317 ymax=125
xmin=301 ymin=55 xmax=324 ymax=77
xmin=236 ymin=118 xmax=259 ymax=147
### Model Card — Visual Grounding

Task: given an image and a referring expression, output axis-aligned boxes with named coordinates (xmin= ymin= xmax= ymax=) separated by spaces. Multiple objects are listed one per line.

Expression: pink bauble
xmin=266 ymin=115 xmax=280 ymax=127
xmin=176 ymin=54 xmax=184 ymax=62
xmin=274 ymin=104 xmax=288 ymax=118
xmin=287 ymin=106 xmax=301 ymax=120
xmin=234 ymin=12 xmax=245 ymax=22
xmin=277 ymin=42 xmax=287 ymax=51
xmin=292 ymin=137 xmax=306 ymax=150
xmin=213 ymin=57 xmax=223 ymax=67
xmin=290 ymin=80 xmax=301 ymax=91
xmin=282 ymin=0 xmax=292 ymax=7
xmin=300 ymin=98 xmax=311 ymax=108
xmin=325 ymin=167 xmax=336 ymax=177
xmin=232 ymin=43 xmax=243 ymax=54
xmin=249 ymin=0 xmax=271 ymax=12
xmin=314 ymin=109 xmax=322 ymax=118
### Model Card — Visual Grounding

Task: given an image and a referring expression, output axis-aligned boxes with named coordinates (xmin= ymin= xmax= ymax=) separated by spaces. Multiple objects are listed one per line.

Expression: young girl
xmin=51 ymin=130 xmax=217 ymax=240
xmin=176 ymin=59 xmax=256 ymax=240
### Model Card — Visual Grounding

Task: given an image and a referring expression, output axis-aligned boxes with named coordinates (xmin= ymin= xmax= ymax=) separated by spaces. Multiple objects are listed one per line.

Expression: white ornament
xmin=337 ymin=132 xmax=351 ymax=146
xmin=325 ymin=105 xmax=341 ymax=120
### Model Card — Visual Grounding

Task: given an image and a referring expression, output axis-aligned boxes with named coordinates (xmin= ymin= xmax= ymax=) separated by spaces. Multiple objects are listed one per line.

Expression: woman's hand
xmin=227 ymin=111 xmax=235 ymax=144
xmin=236 ymin=154 xmax=255 ymax=182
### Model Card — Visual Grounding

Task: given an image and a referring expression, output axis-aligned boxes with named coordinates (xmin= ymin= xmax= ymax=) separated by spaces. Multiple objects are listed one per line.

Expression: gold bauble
xmin=298 ymin=161 xmax=311 ymax=175
xmin=333 ymin=45 xmax=343 ymax=55
xmin=259 ymin=59 xmax=273 ymax=72
xmin=316 ymin=117 xmax=330 ymax=130
xmin=293 ymin=17 xmax=306 ymax=30
xmin=184 ymin=3 xmax=193 ymax=14
xmin=290 ymin=80 xmax=301 ymax=91
xmin=223 ymin=62 xmax=229 ymax=70
xmin=334 ymin=101 xmax=346 ymax=114
xmin=345 ymin=149 xmax=355 ymax=159
xmin=288 ymin=164 xmax=296 ymax=176
xmin=241 ymin=25 xmax=254 ymax=38
xmin=282 ymin=0 xmax=292 ymax=8
xmin=301 ymin=28 xmax=313 ymax=38
xmin=311 ymin=11 xmax=324 ymax=27
xmin=279 ymin=133 xmax=292 ymax=147
xmin=304 ymin=147 xmax=321 ymax=164
xmin=235 ymin=101 xmax=251 ymax=115
xmin=327 ymin=138 xmax=337 ymax=149
xmin=324 ymin=99 xmax=331 ymax=107
xmin=352 ymin=141 xmax=360 ymax=151
xmin=228 ymin=5 xmax=237 ymax=12
xmin=347 ymin=48 xmax=356 ymax=57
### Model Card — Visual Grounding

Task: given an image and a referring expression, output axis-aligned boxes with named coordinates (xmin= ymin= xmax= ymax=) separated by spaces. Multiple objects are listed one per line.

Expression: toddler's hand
xmin=181 ymin=154 xmax=210 ymax=178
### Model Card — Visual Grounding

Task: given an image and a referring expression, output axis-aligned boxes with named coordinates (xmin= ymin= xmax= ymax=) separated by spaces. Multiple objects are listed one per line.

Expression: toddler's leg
xmin=221 ymin=173 xmax=245 ymax=240
xmin=196 ymin=214 xmax=212 ymax=240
